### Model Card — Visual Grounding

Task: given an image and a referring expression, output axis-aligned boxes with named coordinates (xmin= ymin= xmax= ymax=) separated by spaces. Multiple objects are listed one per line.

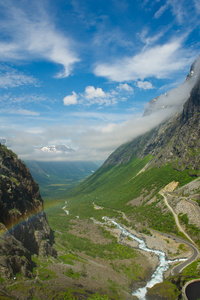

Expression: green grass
xmin=38 ymin=153 xmax=199 ymax=299
xmin=178 ymin=213 xmax=200 ymax=245
xmin=66 ymin=156 xmax=193 ymax=213
xmin=181 ymin=259 xmax=200 ymax=281
xmin=147 ymin=259 xmax=200 ymax=299
xmin=62 ymin=292 xmax=111 ymax=300
xmin=146 ymin=280 xmax=180 ymax=300
xmin=59 ymin=253 xmax=84 ymax=265
xmin=65 ymin=268 xmax=81 ymax=279
xmin=32 ymin=255 xmax=57 ymax=280
xmin=62 ymin=156 xmax=194 ymax=233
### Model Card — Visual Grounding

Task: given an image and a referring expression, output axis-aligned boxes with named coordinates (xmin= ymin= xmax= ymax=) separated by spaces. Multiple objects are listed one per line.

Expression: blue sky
xmin=0 ymin=0 xmax=200 ymax=161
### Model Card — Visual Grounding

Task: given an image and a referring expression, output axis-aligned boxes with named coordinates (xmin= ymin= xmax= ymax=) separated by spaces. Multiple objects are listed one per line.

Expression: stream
xmin=102 ymin=218 xmax=187 ymax=300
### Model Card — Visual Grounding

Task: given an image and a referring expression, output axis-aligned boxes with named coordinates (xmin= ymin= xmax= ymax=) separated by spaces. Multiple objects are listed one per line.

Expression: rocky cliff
xmin=0 ymin=145 xmax=56 ymax=279
xmin=104 ymin=60 xmax=200 ymax=177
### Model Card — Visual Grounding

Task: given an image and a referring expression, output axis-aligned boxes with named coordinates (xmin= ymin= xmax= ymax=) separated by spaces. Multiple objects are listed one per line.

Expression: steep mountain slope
xmin=104 ymin=71 xmax=200 ymax=175
xmin=61 ymin=59 xmax=200 ymax=299
xmin=0 ymin=145 xmax=56 ymax=279
xmin=67 ymin=59 xmax=200 ymax=233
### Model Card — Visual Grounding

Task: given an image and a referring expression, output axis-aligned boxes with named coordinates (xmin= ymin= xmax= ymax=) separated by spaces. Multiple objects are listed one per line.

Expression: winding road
xmin=159 ymin=191 xmax=199 ymax=275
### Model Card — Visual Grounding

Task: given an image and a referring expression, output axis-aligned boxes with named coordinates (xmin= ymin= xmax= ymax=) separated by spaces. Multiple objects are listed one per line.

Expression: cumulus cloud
xmin=117 ymin=83 xmax=133 ymax=92
xmin=63 ymin=84 xmax=135 ymax=107
xmin=85 ymin=86 xmax=106 ymax=99
xmin=63 ymin=92 xmax=78 ymax=106
xmin=136 ymin=81 xmax=154 ymax=90
xmin=94 ymin=38 xmax=193 ymax=82
xmin=0 ymin=1 xmax=79 ymax=78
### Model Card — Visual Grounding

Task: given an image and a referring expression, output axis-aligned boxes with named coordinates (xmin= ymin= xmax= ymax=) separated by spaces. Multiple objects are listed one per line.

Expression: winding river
xmin=103 ymin=218 xmax=187 ymax=300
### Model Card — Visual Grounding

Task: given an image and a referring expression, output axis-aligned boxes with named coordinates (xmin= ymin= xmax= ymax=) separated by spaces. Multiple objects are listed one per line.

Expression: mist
xmin=3 ymin=57 xmax=200 ymax=162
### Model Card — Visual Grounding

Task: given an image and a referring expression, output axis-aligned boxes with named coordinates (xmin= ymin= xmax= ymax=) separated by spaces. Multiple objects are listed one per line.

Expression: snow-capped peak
xmin=40 ymin=145 xmax=75 ymax=153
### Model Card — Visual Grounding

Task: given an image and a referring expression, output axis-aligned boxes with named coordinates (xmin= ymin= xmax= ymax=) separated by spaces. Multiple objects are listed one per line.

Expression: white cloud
xmin=1 ymin=108 xmax=40 ymax=117
xmin=63 ymin=92 xmax=78 ymax=106
xmin=0 ymin=1 xmax=79 ymax=78
xmin=194 ymin=0 xmax=200 ymax=12
xmin=3 ymin=67 xmax=198 ymax=162
xmin=154 ymin=0 xmax=200 ymax=24
xmin=63 ymin=84 xmax=135 ymax=107
xmin=10 ymin=109 xmax=40 ymax=116
xmin=85 ymin=86 xmax=106 ymax=100
xmin=136 ymin=81 xmax=154 ymax=90
xmin=138 ymin=29 xmax=166 ymax=47
xmin=117 ymin=83 xmax=133 ymax=92
xmin=154 ymin=2 xmax=169 ymax=19
xmin=0 ymin=94 xmax=48 ymax=104
xmin=94 ymin=38 xmax=193 ymax=82
xmin=18 ymin=109 xmax=39 ymax=116
xmin=0 ymin=65 xmax=38 ymax=88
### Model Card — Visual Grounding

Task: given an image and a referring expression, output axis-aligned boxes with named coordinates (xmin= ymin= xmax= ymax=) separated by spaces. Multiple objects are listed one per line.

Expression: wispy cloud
xmin=0 ymin=93 xmax=48 ymax=104
xmin=154 ymin=0 xmax=200 ymax=24
xmin=0 ymin=65 xmax=38 ymax=88
xmin=94 ymin=38 xmax=195 ymax=82
xmin=9 ymin=109 xmax=40 ymax=116
xmin=0 ymin=0 xmax=79 ymax=78
xmin=194 ymin=0 xmax=200 ymax=12
xmin=138 ymin=29 xmax=166 ymax=47
xmin=154 ymin=2 xmax=170 ymax=19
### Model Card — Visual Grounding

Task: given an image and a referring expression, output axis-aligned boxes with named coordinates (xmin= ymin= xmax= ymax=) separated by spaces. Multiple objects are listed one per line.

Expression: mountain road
xmin=159 ymin=191 xmax=199 ymax=275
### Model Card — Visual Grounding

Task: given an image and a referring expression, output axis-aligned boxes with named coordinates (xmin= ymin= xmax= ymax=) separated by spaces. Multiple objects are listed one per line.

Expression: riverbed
xmin=103 ymin=217 xmax=187 ymax=300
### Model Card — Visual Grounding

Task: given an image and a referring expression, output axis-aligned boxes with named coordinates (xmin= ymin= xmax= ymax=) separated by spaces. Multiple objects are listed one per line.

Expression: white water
xmin=105 ymin=219 xmax=186 ymax=300
xmin=62 ymin=205 xmax=69 ymax=215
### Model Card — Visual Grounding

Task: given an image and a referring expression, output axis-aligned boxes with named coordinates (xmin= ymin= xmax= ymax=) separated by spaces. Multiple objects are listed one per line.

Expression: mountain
xmin=62 ymin=58 xmax=200 ymax=299
xmin=0 ymin=145 xmax=56 ymax=279
xmin=67 ymin=58 xmax=200 ymax=236
xmin=40 ymin=144 xmax=75 ymax=153
xmin=25 ymin=160 xmax=99 ymax=198
xmin=104 ymin=77 xmax=200 ymax=176
xmin=0 ymin=60 xmax=199 ymax=300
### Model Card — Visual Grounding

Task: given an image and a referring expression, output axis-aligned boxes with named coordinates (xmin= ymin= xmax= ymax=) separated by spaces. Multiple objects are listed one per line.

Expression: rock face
xmin=104 ymin=61 xmax=200 ymax=177
xmin=0 ymin=145 xmax=56 ymax=278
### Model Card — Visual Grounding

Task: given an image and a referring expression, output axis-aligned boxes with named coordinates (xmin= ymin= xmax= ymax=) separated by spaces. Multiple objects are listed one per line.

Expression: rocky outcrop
xmin=0 ymin=145 xmax=56 ymax=278
xmin=0 ymin=223 xmax=33 ymax=278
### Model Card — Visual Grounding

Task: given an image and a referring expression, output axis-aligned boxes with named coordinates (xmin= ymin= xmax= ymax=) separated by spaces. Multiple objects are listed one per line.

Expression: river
xmin=103 ymin=218 xmax=186 ymax=300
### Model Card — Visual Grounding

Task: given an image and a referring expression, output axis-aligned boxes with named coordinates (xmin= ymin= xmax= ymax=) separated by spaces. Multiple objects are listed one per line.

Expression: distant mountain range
xmin=25 ymin=160 xmax=99 ymax=198
xmin=40 ymin=144 xmax=75 ymax=153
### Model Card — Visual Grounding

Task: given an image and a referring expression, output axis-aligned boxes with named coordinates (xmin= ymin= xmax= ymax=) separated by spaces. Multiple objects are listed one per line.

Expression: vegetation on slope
xmin=66 ymin=154 xmax=194 ymax=233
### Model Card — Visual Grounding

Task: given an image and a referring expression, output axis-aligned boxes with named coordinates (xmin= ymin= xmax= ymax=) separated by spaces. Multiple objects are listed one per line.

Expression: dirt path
xmin=159 ymin=191 xmax=194 ymax=244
